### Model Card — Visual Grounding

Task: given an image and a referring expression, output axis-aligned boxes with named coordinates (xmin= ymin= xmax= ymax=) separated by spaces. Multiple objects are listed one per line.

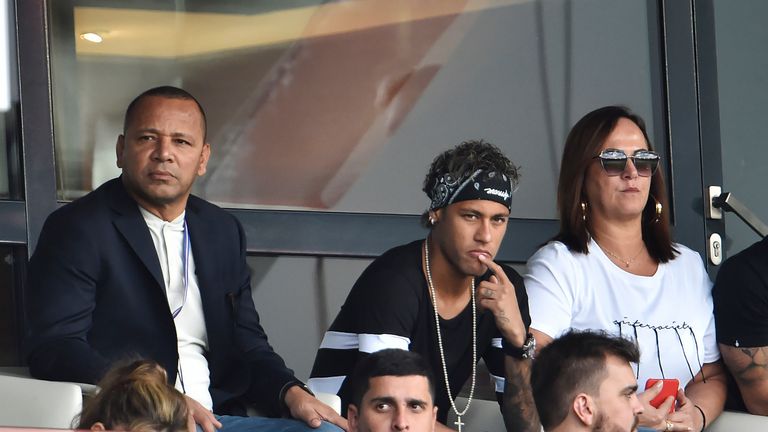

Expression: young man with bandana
xmin=309 ymin=140 xmax=540 ymax=431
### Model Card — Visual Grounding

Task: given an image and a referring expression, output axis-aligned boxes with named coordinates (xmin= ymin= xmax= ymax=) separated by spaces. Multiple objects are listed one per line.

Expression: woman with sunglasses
xmin=525 ymin=106 xmax=725 ymax=432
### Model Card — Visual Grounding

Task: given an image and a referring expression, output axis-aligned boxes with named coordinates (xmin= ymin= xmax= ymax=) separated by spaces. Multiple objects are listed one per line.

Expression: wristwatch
xmin=502 ymin=333 xmax=536 ymax=359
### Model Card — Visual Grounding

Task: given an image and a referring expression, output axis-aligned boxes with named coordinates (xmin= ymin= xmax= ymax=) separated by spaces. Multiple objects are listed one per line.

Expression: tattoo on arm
xmin=502 ymin=357 xmax=541 ymax=432
xmin=733 ymin=347 xmax=768 ymax=384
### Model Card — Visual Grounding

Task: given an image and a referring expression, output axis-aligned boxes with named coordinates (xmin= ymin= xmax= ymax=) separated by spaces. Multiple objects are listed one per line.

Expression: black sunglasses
xmin=593 ymin=148 xmax=660 ymax=177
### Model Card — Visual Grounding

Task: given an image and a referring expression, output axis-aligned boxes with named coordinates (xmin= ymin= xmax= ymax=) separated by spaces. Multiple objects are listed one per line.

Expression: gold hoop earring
xmin=651 ymin=196 xmax=662 ymax=223
xmin=581 ymin=201 xmax=588 ymax=222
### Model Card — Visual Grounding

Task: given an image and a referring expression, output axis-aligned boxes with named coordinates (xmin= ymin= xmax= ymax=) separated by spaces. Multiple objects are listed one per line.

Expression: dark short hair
xmin=421 ymin=139 xmax=520 ymax=227
xmin=531 ymin=330 xmax=640 ymax=430
xmin=554 ymin=106 xmax=676 ymax=262
xmin=347 ymin=349 xmax=435 ymax=409
xmin=123 ymin=86 xmax=208 ymax=141
xmin=76 ymin=359 xmax=188 ymax=432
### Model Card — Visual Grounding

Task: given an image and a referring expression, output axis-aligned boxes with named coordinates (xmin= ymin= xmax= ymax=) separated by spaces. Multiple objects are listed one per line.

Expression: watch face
xmin=522 ymin=334 xmax=536 ymax=359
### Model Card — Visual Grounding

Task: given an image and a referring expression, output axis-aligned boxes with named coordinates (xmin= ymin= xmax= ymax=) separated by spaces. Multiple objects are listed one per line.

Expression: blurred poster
xmin=200 ymin=0 xmax=483 ymax=209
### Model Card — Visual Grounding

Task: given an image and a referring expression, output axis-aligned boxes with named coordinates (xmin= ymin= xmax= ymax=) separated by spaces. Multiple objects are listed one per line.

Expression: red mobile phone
xmin=644 ymin=378 xmax=679 ymax=413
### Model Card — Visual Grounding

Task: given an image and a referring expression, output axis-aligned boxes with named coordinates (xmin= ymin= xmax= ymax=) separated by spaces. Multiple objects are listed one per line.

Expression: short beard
xmin=592 ymin=412 xmax=639 ymax=432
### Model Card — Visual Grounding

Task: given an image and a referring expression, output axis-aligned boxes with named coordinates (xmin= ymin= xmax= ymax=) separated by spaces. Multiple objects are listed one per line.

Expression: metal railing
xmin=712 ymin=192 xmax=768 ymax=238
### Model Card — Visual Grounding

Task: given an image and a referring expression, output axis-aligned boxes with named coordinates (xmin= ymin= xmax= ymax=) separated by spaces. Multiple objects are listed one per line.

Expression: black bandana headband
xmin=428 ymin=169 xmax=515 ymax=211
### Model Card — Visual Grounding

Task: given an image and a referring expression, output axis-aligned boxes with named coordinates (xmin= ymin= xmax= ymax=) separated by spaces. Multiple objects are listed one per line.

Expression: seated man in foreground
xmin=531 ymin=330 xmax=644 ymax=432
xmin=25 ymin=86 xmax=345 ymax=432
xmin=347 ymin=349 xmax=437 ymax=432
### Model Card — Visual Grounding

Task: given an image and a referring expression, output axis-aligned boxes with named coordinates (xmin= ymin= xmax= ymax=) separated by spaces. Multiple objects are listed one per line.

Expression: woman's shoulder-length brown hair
xmin=553 ymin=105 xmax=678 ymax=263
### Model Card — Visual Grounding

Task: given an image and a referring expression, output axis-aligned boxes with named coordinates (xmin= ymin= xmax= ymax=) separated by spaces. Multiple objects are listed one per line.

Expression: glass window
xmin=0 ymin=0 xmax=15 ymax=200
xmin=50 ymin=0 xmax=660 ymax=219
xmin=712 ymin=0 xmax=768 ymax=255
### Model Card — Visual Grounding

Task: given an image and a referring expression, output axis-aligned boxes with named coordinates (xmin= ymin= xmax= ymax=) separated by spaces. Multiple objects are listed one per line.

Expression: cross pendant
xmin=455 ymin=415 xmax=464 ymax=432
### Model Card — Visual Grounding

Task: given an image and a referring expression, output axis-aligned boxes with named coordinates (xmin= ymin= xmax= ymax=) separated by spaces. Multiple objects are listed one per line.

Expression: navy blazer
xmin=25 ymin=177 xmax=296 ymax=415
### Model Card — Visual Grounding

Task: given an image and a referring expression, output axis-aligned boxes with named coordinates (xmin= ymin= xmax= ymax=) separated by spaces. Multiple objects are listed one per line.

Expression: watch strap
xmin=502 ymin=333 xmax=535 ymax=359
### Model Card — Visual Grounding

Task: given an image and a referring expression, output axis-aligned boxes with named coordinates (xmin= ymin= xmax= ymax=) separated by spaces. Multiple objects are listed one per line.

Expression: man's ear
xmin=116 ymin=134 xmax=125 ymax=168
xmin=573 ymin=393 xmax=596 ymax=426
xmin=90 ymin=422 xmax=107 ymax=431
xmin=430 ymin=406 xmax=438 ymax=432
xmin=347 ymin=404 xmax=359 ymax=431
xmin=197 ymin=142 xmax=211 ymax=176
xmin=430 ymin=208 xmax=442 ymax=225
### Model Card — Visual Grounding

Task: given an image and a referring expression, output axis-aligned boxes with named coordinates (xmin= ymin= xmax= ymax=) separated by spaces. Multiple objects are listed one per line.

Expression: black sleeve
xmin=229 ymin=218 xmax=298 ymax=414
xmin=25 ymin=211 xmax=110 ymax=384
xmin=713 ymin=248 xmax=768 ymax=347
xmin=311 ymin=249 xmax=422 ymax=415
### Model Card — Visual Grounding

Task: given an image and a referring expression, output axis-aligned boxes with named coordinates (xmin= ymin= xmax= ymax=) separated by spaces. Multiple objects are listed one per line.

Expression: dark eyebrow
xmin=135 ymin=128 xmax=195 ymax=139
xmin=406 ymin=398 xmax=428 ymax=407
xmin=369 ymin=396 xmax=397 ymax=406
xmin=459 ymin=207 xmax=510 ymax=219
xmin=622 ymin=384 xmax=639 ymax=395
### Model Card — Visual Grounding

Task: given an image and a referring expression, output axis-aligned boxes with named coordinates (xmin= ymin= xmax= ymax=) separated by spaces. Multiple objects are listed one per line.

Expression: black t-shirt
xmin=309 ymin=240 xmax=531 ymax=424
xmin=713 ymin=236 xmax=768 ymax=412
xmin=713 ymin=236 xmax=768 ymax=348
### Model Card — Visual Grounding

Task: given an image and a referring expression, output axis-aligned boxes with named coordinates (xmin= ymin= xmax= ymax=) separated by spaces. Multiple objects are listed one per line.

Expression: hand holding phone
xmin=644 ymin=378 xmax=679 ymax=413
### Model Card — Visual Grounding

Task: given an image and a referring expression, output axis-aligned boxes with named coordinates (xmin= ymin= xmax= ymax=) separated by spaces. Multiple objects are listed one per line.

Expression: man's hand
xmin=637 ymin=381 xmax=674 ymax=430
xmin=476 ymin=255 xmax=526 ymax=346
xmin=284 ymin=385 xmax=349 ymax=431
xmin=185 ymin=395 xmax=222 ymax=432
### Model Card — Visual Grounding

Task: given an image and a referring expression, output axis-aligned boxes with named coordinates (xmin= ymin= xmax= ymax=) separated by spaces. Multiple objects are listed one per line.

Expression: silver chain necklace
xmin=424 ymin=238 xmax=477 ymax=432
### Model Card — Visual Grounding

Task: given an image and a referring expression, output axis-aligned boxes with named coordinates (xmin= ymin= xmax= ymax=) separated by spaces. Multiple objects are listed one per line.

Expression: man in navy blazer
xmin=25 ymin=86 xmax=346 ymax=432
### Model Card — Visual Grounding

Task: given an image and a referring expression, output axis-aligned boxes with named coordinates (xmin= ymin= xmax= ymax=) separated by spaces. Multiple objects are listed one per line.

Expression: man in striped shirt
xmin=309 ymin=140 xmax=540 ymax=431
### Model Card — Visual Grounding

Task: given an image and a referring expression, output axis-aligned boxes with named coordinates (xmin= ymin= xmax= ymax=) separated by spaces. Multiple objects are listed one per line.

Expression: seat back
xmin=0 ymin=374 xmax=82 ymax=428
xmin=705 ymin=410 xmax=768 ymax=431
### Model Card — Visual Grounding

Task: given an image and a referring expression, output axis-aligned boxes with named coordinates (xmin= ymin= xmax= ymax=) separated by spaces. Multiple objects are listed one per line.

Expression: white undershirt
xmin=140 ymin=207 xmax=213 ymax=410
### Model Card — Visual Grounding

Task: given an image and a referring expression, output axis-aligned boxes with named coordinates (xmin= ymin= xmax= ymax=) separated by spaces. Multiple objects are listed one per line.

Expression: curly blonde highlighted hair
xmin=76 ymin=359 xmax=188 ymax=432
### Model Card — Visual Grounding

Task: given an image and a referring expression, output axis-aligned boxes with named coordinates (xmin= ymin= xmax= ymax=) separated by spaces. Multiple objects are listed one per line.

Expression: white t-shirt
xmin=525 ymin=238 xmax=719 ymax=388
xmin=140 ymin=208 xmax=213 ymax=410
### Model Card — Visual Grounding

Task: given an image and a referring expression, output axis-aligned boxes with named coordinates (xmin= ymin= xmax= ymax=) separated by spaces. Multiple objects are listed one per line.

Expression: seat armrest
xmin=0 ymin=373 xmax=83 ymax=428
xmin=705 ymin=410 xmax=768 ymax=431
xmin=315 ymin=392 xmax=342 ymax=415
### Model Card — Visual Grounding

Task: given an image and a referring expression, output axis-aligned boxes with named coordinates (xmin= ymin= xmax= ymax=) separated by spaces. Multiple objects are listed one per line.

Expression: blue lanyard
xmin=171 ymin=221 xmax=190 ymax=319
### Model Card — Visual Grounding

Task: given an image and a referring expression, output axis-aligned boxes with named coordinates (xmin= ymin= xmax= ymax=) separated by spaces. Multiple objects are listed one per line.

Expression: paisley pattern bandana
xmin=428 ymin=169 xmax=514 ymax=211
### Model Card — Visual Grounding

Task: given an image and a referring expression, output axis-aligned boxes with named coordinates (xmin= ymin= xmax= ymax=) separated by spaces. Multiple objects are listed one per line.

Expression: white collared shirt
xmin=140 ymin=207 xmax=213 ymax=410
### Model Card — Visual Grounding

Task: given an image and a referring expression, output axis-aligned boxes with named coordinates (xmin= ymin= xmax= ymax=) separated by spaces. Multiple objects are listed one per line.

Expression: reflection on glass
xmin=50 ymin=0 xmax=658 ymax=219
xmin=713 ymin=0 xmax=768 ymax=256
xmin=0 ymin=117 xmax=8 ymax=199
xmin=0 ymin=0 xmax=13 ymax=199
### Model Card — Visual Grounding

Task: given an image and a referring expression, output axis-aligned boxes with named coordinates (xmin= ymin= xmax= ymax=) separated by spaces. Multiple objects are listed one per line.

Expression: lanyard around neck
xmin=171 ymin=220 xmax=190 ymax=319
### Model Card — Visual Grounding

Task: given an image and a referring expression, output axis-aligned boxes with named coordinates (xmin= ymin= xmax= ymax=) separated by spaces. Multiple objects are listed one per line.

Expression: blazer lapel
xmin=107 ymin=178 xmax=165 ymax=290
xmin=184 ymin=204 xmax=213 ymax=298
